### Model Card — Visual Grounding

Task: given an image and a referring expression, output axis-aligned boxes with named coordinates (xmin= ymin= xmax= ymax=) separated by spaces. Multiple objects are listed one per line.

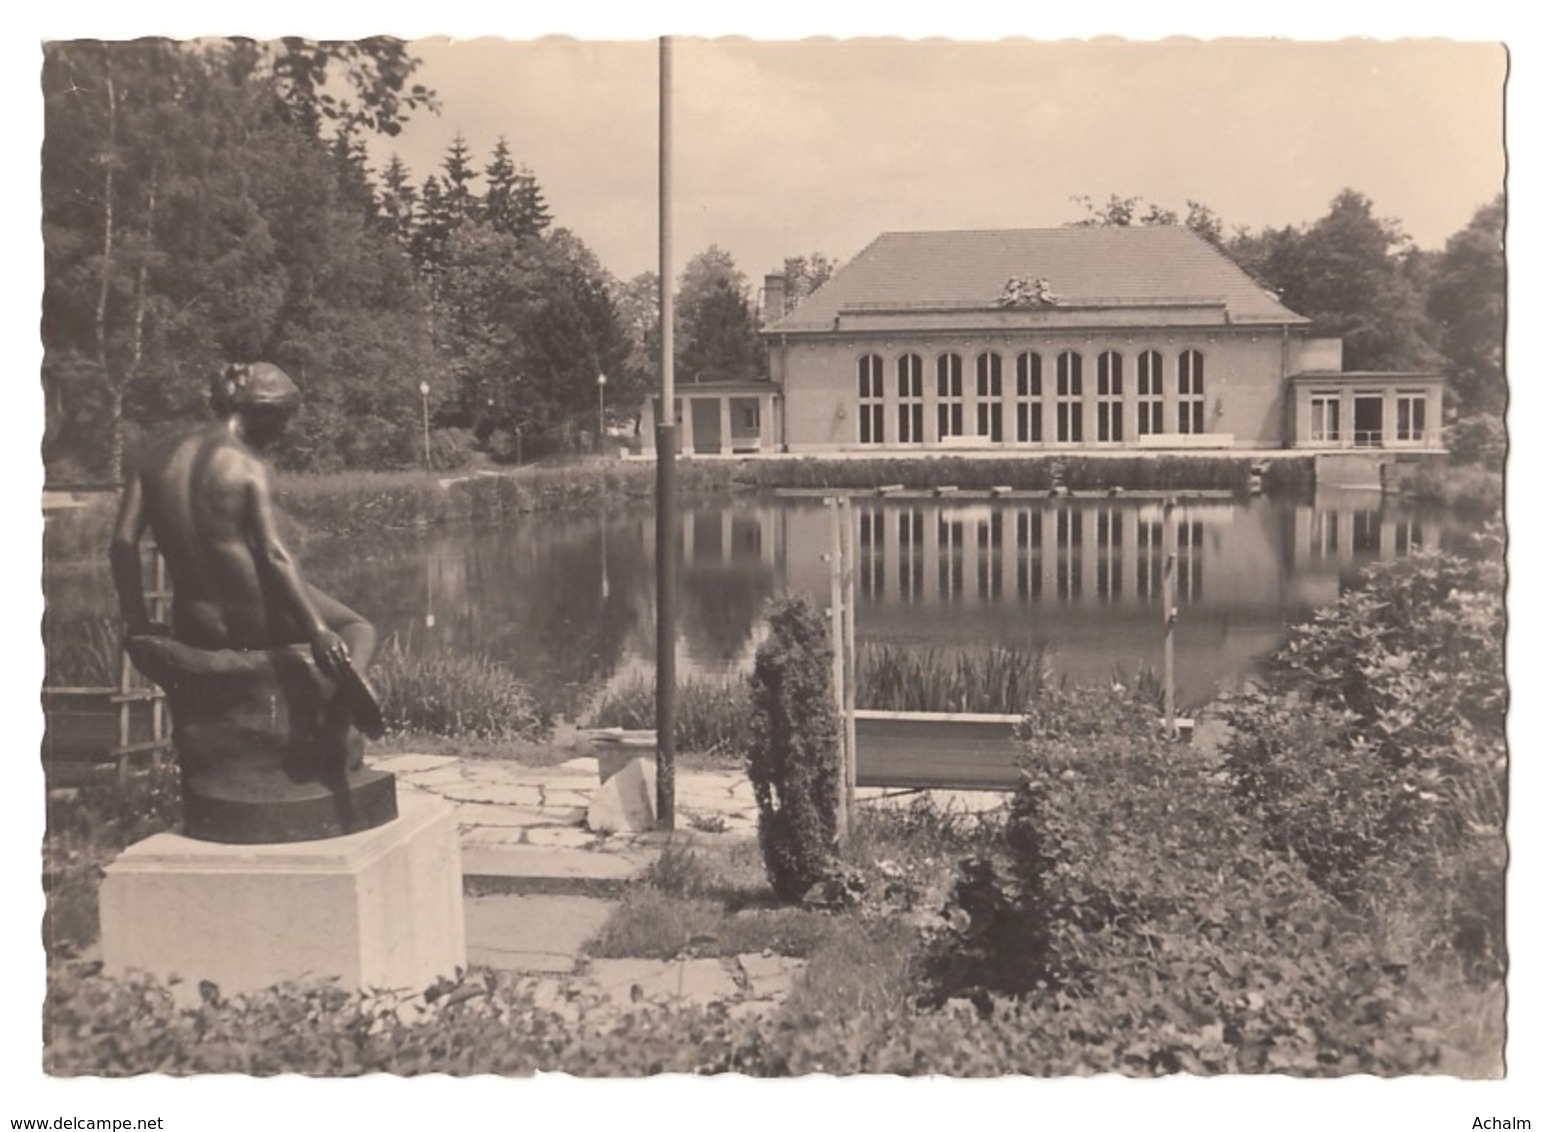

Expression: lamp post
xmin=597 ymin=371 xmax=607 ymax=449
xmin=418 ymin=381 xmax=431 ymax=471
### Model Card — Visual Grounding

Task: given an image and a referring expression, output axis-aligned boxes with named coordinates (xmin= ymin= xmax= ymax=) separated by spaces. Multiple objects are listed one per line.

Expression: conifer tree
xmin=512 ymin=164 xmax=552 ymax=238
xmin=482 ymin=137 xmax=521 ymax=236
xmin=441 ymin=132 xmax=479 ymax=228
xmin=377 ymin=153 xmax=417 ymax=248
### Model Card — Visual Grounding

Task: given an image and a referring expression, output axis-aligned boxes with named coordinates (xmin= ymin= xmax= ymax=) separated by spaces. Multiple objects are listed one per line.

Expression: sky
xmin=374 ymin=37 xmax=1507 ymax=286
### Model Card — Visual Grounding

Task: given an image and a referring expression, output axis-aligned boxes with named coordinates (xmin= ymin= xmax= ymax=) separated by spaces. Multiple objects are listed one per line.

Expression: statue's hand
xmin=311 ymin=627 xmax=352 ymax=680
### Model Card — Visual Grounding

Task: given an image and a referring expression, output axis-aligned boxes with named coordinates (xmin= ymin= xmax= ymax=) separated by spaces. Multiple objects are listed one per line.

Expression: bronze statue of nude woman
xmin=111 ymin=363 xmax=395 ymax=842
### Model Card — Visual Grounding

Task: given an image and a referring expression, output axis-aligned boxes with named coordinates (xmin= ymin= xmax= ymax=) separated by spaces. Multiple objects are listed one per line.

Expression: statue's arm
xmin=109 ymin=475 xmax=154 ymax=634
xmin=244 ymin=465 xmax=351 ymax=678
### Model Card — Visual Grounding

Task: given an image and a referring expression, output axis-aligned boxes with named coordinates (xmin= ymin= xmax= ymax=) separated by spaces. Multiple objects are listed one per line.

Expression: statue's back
xmin=136 ymin=424 xmax=276 ymax=650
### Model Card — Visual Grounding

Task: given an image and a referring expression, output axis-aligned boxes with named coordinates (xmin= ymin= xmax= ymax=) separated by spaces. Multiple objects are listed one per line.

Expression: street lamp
xmin=418 ymin=381 xmax=431 ymax=471
xmin=597 ymin=371 xmax=607 ymax=448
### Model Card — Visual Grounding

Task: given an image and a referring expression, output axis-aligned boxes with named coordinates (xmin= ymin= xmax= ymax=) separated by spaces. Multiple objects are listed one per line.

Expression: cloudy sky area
xmin=376 ymin=37 xmax=1507 ymax=286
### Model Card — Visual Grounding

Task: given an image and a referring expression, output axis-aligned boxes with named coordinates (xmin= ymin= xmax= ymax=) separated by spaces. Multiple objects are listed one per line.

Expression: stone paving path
xmin=377 ymin=749 xmax=1010 ymax=866
xmin=372 ymin=749 xmax=1005 ymax=1013
xmin=375 ymin=751 xmax=760 ymax=868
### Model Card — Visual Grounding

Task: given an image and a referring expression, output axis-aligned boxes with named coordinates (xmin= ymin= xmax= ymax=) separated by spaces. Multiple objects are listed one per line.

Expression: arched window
xmin=1015 ymin=351 xmax=1043 ymax=443
xmin=1055 ymin=350 xmax=1083 ymax=443
xmin=936 ymin=353 xmax=963 ymax=439
xmin=1178 ymin=349 xmax=1205 ymax=434
xmin=896 ymin=353 xmax=924 ymax=444
xmin=975 ymin=351 xmax=1003 ymax=442
xmin=1096 ymin=350 xmax=1124 ymax=443
xmin=1137 ymin=350 xmax=1164 ymax=435
xmin=858 ymin=354 xmax=884 ymax=444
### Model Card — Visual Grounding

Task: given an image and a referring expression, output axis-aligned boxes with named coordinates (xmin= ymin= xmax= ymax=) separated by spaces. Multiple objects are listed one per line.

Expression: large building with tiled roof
xmin=640 ymin=225 xmax=1443 ymax=456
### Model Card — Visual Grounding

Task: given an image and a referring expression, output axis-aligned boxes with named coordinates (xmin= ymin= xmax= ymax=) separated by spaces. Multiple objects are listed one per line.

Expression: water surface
xmin=285 ymin=490 xmax=1465 ymax=713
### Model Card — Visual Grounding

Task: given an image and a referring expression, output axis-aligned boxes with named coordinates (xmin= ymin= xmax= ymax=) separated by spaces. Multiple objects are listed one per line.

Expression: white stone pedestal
xmin=100 ymin=792 xmax=465 ymax=996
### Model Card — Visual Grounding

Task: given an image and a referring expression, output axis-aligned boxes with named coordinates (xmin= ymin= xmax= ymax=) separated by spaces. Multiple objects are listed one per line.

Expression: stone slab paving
xmin=372 ymin=751 xmax=761 ymax=887
xmin=523 ymin=827 xmax=602 ymax=849
xmin=460 ymin=846 xmax=648 ymax=896
xmin=464 ymin=892 xmax=810 ymax=1014
xmin=436 ymin=782 xmax=545 ymax=807
xmin=585 ymin=958 xmax=745 ymax=1008
xmin=464 ymin=894 xmax=616 ymax=975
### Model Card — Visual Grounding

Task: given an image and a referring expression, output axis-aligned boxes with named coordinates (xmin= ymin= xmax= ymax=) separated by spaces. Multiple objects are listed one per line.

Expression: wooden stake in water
xmin=1162 ymin=496 xmax=1178 ymax=739
xmin=839 ymin=497 xmax=858 ymax=834
xmin=825 ymin=498 xmax=849 ymax=843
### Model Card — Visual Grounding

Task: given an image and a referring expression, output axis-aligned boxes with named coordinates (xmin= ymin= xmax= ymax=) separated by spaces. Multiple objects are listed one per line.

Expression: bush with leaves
xmin=44 ymin=955 xmax=1464 ymax=1078
xmin=1252 ymin=529 xmax=1504 ymax=825
xmin=45 ymin=764 xmax=185 ymax=957
xmin=429 ymin=427 xmax=480 ymax=471
xmin=919 ymin=786 xmax=1053 ymax=1006
xmin=746 ymin=594 xmax=842 ymax=902
xmin=918 ymin=706 xmax=1472 ymax=1074
xmin=1443 ymin=412 xmax=1506 ymax=471
xmin=1216 ymin=528 xmax=1506 ymax=970
xmin=1217 ymin=689 xmax=1417 ymax=901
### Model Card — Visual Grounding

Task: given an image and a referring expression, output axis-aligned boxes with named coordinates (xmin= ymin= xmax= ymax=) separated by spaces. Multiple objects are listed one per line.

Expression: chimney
xmin=762 ymin=273 xmax=787 ymax=324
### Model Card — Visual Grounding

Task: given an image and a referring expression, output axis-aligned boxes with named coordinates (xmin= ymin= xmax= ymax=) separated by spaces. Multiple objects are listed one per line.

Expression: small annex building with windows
xmin=698 ymin=225 xmax=1443 ymax=457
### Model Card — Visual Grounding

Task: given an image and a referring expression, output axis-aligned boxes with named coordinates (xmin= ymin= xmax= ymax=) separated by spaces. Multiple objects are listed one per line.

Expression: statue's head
xmin=212 ymin=363 xmax=301 ymax=448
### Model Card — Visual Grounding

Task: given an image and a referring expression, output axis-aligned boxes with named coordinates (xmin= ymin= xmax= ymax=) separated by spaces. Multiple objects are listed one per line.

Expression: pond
xmin=43 ymin=489 xmax=1467 ymax=715
xmin=294 ymin=489 xmax=1463 ymax=715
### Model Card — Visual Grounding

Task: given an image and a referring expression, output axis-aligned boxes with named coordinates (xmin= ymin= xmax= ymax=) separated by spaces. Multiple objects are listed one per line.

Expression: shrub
xmin=746 ymin=594 xmax=842 ymax=902
xmin=918 ymin=711 xmax=1464 ymax=1074
xmin=729 ymin=455 xmax=1299 ymax=496
xmin=429 ymin=427 xmax=480 ymax=471
xmin=1444 ymin=412 xmax=1506 ymax=471
xmin=919 ymin=794 xmax=1053 ymax=1006
xmin=41 ymin=959 xmax=1462 ymax=1078
xmin=1215 ymin=528 xmax=1507 ymax=969
xmin=1217 ymin=689 xmax=1415 ymax=901
xmin=45 ymin=763 xmax=185 ymax=956
xmin=1264 ymin=531 xmax=1505 ymax=767
xmin=1397 ymin=462 xmax=1503 ymax=517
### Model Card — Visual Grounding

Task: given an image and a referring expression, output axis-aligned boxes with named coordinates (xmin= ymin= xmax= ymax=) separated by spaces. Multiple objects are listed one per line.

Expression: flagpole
xmin=655 ymin=35 xmax=678 ymax=831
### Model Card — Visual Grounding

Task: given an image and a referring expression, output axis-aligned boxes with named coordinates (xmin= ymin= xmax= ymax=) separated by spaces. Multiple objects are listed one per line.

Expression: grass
xmin=855 ymin=641 xmax=1053 ymax=714
xmin=584 ymin=839 xmax=832 ymax=960
xmin=370 ymin=634 xmax=553 ymax=742
xmin=587 ymin=646 xmax=1168 ymax=762
xmin=275 ymin=459 xmax=744 ymax=537
xmin=43 ymin=613 xmax=120 ymax=688
xmin=585 ymin=673 xmax=755 ymax=762
xmin=583 ymin=794 xmax=995 ymax=1015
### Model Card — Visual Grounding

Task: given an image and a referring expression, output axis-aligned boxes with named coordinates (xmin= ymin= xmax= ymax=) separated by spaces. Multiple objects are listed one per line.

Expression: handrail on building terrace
xmin=838 ymin=295 xmax=1230 ymax=314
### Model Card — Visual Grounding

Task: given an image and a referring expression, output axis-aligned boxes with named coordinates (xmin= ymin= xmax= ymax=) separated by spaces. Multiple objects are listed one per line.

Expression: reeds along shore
xmin=266 ymin=454 xmax=1317 ymax=537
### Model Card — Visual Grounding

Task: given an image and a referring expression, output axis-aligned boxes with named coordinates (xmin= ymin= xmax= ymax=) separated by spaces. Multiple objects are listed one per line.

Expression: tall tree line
xmin=42 ymin=38 xmax=446 ymax=479
xmin=42 ymin=38 xmax=647 ymax=478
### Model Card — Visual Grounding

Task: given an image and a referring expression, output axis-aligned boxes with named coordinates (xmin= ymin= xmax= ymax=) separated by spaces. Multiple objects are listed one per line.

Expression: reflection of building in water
xmin=850 ymin=500 xmax=1211 ymax=609
xmin=773 ymin=497 xmax=1450 ymax=621
xmin=678 ymin=508 xmax=780 ymax=567
xmin=1284 ymin=500 xmax=1431 ymax=608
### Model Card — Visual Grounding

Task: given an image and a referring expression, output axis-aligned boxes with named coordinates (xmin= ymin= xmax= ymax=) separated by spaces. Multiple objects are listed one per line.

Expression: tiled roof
xmin=768 ymin=226 xmax=1308 ymax=332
